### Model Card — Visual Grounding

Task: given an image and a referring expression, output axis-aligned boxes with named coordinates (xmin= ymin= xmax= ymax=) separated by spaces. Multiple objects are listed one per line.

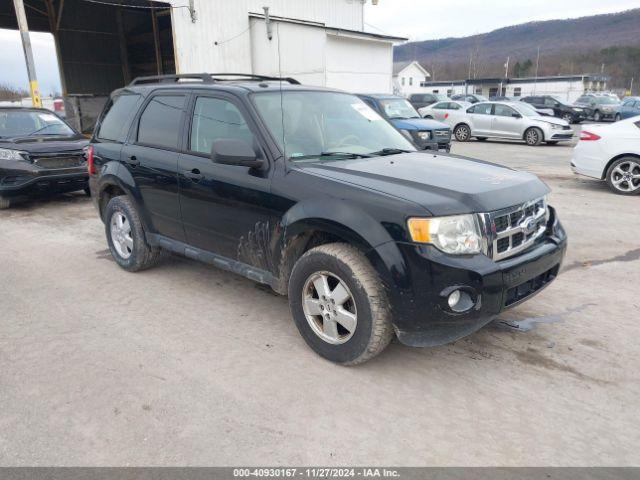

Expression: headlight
xmin=0 ymin=148 xmax=27 ymax=161
xmin=550 ymin=124 xmax=563 ymax=130
xmin=573 ymin=108 xmax=583 ymax=112
xmin=415 ymin=131 xmax=431 ymax=141
xmin=407 ymin=214 xmax=482 ymax=255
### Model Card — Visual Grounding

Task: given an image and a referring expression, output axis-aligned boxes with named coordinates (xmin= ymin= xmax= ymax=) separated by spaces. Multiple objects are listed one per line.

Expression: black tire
xmin=524 ymin=127 xmax=543 ymax=146
xmin=84 ymin=187 xmax=92 ymax=197
xmin=288 ymin=243 xmax=394 ymax=365
xmin=0 ymin=196 xmax=9 ymax=210
xmin=593 ymin=110 xmax=602 ymax=122
xmin=605 ymin=157 xmax=640 ymax=196
xmin=104 ymin=195 xmax=165 ymax=271
xmin=615 ymin=113 xmax=621 ymax=122
xmin=475 ymin=137 xmax=488 ymax=141
xmin=454 ymin=124 xmax=471 ymax=142
xmin=546 ymin=141 xmax=559 ymax=145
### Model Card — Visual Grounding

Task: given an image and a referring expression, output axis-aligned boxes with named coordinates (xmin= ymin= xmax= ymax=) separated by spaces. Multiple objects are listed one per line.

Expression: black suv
xmin=520 ymin=96 xmax=587 ymax=124
xmin=89 ymin=73 xmax=567 ymax=365
xmin=408 ymin=93 xmax=449 ymax=110
xmin=0 ymin=107 xmax=89 ymax=209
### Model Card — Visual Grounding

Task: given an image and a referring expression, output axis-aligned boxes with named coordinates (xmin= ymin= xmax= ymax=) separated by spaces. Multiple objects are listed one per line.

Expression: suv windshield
xmin=0 ymin=110 xmax=75 ymax=138
xmin=595 ymin=97 xmax=620 ymax=105
xmin=252 ymin=91 xmax=416 ymax=161
xmin=379 ymin=98 xmax=420 ymax=119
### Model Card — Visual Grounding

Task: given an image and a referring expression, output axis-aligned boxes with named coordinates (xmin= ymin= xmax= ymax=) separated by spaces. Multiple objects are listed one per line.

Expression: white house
xmin=417 ymin=75 xmax=610 ymax=103
xmin=393 ymin=61 xmax=431 ymax=95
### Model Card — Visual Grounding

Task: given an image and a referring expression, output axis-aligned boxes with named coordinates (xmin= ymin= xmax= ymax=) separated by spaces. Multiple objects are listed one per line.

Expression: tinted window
xmin=623 ymin=100 xmax=634 ymax=107
xmin=544 ymin=97 xmax=558 ymax=107
xmin=190 ymin=97 xmax=254 ymax=154
xmin=433 ymin=102 xmax=449 ymax=110
xmin=494 ymin=105 xmax=516 ymax=117
xmin=97 ymin=94 xmax=142 ymax=141
xmin=137 ymin=95 xmax=186 ymax=149
xmin=469 ymin=103 xmax=492 ymax=115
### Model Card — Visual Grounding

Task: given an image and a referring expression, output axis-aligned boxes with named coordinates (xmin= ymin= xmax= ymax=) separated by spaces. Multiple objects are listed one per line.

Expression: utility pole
xmin=533 ymin=46 xmax=540 ymax=94
xmin=12 ymin=0 xmax=42 ymax=107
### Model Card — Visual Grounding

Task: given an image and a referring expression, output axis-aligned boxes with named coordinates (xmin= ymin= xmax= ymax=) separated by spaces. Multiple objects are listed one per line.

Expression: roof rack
xmin=129 ymin=73 xmax=300 ymax=86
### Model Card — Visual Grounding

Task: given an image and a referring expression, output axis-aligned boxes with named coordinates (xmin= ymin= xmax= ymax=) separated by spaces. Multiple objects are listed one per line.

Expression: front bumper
xmin=372 ymin=208 xmax=567 ymax=347
xmin=0 ymin=163 xmax=88 ymax=199
xmin=549 ymin=132 xmax=574 ymax=141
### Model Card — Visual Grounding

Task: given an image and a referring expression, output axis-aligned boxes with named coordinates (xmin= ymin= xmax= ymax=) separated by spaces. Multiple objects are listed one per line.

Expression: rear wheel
xmin=0 ymin=196 xmax=9 ymax=210
xmin=454 ymin=124 xmax=471 ymax=142
xmin=104 ymin=196 xmax=165 ymax=271
xmin=84 ymin=187 xmax=92 ymax=197
xmin=524 ymin=127 xmax=543 ymax=146
xmin=606 ymin=157 xmax=640 ymax=195
xmin=288 ymin=243 xmax=394 ymax=365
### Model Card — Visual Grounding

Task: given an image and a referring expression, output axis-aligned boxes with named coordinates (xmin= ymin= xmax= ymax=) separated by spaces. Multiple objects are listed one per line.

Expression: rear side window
xmin=97 ymin=94 xmax=142 ymax=142
xmin=137 ymin=95 xmax=186 ymax=149
xmin=469 ymin=103 xmax=492 ymax=115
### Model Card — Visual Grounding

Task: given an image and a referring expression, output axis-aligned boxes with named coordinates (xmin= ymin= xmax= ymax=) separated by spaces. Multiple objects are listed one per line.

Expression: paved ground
xmin=1 ymin=135 xmax=639 ymax=466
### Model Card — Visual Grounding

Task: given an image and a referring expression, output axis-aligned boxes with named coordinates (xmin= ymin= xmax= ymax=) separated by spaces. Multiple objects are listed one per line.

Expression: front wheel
xmin=606 ymin=157 xmax=640 ymax=195
xmin=104 ymin=196 xmax=165 ymax=271
xmin=593 ymin=110 xmax=602 ymax=122
xmin=454 ymin=124 xmax=471 ymax=142
xmin=288 ymin=243 xmax=394 ymax=365
xmin=615 ymin=113 xmax=621 ymax=122
xmin=524 ymin=127 xmax=543 ymax=146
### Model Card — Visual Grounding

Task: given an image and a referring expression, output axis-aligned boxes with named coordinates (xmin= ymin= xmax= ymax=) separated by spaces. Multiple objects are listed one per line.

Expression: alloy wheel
xmin=110 ymin=212 xmax=134 ymax=259
xmin=610 ymin=161 xmax=640 ymax=193
xmin=302 ymin=271 xmax=357 ymax=345
xmin=525 ymin=129 xmax=539 ymax=145
xmin=455 ymin=125 xmax=470 ymax=141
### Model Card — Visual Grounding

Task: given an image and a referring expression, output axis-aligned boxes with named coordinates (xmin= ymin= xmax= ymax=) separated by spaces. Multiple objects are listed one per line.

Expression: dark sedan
xmin=0 ymin=107 xmax=89 ymax=209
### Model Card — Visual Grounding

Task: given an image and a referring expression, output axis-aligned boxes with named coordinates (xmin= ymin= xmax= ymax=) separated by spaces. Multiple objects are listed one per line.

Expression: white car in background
xmin=571 ymin=117 xmax=640 ymax=195
xmin=451 ymin=101 xmax=573 ymax=146
xmin=419 ymin=100 xmax=471 ymax=128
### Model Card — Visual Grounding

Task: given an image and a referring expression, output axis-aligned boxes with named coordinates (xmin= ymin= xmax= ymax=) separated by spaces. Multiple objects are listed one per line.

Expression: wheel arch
xmin=271 ymin=200 xmax=399 ymax=295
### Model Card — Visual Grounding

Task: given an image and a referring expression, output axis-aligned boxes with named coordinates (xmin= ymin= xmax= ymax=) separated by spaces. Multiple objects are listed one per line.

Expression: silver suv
xmin=452 ymin=101 xmax=573 ymax=146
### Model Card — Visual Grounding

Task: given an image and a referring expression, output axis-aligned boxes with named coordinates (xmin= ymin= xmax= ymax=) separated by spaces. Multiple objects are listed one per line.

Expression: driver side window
xmin=494 ymin=104 xmax=516 ymax=117
xmin=189 ymin=97 xmax=254 ymax=155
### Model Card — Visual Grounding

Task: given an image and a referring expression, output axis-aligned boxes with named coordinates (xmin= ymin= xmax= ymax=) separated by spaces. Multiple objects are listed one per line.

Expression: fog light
xmin=448 ymin=290 xmax=461 ymax=309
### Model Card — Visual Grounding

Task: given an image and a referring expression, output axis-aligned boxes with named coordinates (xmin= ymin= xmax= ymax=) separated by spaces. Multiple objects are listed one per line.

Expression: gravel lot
xmin=1 ymin=134 xmax=639 ymax=466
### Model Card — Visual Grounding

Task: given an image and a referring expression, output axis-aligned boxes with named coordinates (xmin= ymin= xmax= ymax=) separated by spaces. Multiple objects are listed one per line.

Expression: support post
xmin=150 ymin=3 xmax=162 ymax=75
xmin=12 ymin=0 xmax=42 ymax=107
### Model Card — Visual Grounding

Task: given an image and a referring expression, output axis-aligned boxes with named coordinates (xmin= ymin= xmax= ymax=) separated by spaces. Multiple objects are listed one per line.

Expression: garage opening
xmin=0 ymin=0 xmax=176 ymax=132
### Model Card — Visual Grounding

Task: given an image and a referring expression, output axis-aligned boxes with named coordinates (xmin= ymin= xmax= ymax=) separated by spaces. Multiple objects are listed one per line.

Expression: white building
xmin=392 ymin=61 xmax=431 ymax=95
xmin=417 ymin=75 xmax=610 ymax=103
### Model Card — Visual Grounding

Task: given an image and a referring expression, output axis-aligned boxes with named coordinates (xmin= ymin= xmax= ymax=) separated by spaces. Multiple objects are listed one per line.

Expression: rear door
xmin=178 ymin=93 xmax=274 ymax=262
xmin=122 ymin=92 xmax=187 ymax=241
xmin=467 ymin=103 xmax=493 ymax=135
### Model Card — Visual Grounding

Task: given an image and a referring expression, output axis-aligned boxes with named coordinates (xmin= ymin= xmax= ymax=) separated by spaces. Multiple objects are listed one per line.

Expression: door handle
xmin=125 ymin=155 xmax=140 ymax=166
xmin=184 ymin=168 xmax=203 ymax=182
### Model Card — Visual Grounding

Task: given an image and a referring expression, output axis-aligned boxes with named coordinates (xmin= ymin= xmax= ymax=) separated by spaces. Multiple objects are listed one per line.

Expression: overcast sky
xmin=363 ymin=0 xmax=640 ymax=41
xmin=1 ymin=0 xmax=640 ymax=95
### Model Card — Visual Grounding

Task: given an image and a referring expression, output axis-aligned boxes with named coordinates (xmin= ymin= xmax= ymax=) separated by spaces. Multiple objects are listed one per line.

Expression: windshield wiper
xmin=290 ymin=151 xmax=373 ymax=161
xmin=369 ymin=148 xmax=413 ymax=156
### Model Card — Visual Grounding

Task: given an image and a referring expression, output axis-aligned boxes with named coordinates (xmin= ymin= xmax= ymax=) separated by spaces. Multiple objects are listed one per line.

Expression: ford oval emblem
xmin=521 ymin=217 xmax=537 ymax=235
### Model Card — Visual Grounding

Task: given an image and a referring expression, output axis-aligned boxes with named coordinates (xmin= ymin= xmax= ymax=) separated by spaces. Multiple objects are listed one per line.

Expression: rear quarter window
xmin=97 ymin=94 xmax=142 ymax=142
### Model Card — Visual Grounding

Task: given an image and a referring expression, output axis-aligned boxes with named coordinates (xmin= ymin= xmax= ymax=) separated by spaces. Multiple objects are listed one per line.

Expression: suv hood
xmin=0 ymin=135 xmax=88 ymax=155
xmin=391 ymin=117 xmax=449 ymax=131
xmin=296 ymin=152 xmax=549 ymax=215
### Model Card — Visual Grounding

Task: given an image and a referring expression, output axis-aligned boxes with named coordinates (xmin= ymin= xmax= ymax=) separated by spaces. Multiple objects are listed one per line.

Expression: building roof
xmin=393 ymin=60 xmax=430 ymax=77
xmin=420 ymin=74 xmax=610 ymax=87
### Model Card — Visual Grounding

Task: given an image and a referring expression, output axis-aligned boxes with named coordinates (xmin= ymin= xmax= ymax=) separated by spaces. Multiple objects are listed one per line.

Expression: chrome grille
xmin=433 ymin=129 xmax=451 ymax=138
xmin=481 ymin=197 xmax=548 ymax=261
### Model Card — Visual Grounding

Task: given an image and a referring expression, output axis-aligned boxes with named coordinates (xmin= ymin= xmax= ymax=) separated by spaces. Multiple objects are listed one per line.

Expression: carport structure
xmin=0 ymin=0 xmax=177 ymax=131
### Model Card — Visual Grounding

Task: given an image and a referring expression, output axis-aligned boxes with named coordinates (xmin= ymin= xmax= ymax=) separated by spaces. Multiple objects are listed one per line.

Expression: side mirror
xmin=211 ymin=138 xmax=263 ymax=169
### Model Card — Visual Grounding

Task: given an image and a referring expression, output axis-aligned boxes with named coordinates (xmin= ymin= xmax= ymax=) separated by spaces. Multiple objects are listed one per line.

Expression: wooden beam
xmin=116 ymin=4 xmax=131 ymax=84
xmin=56 ymin=0 xmax=64 ymax=30
xmin=150 ymin=3 xmax=162 ymax=75
xmin=44 ymin=0 xmax=68 ymax=95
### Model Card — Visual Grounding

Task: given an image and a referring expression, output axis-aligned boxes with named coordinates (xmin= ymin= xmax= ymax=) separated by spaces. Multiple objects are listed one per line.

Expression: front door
xmin=122 ymin=92 xmax=187 ymax=241
xmin=178 ymin=94 xmax=275 ymax=264
xmin=491 ymin=104 xmax=523 ymax=138
xmin=468 ymin=103 xmax=494 ymax=136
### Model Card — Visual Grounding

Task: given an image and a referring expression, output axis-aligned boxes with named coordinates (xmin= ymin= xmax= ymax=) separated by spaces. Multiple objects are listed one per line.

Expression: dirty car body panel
xmin=90 ymin=80 xmax=566 ymax=350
